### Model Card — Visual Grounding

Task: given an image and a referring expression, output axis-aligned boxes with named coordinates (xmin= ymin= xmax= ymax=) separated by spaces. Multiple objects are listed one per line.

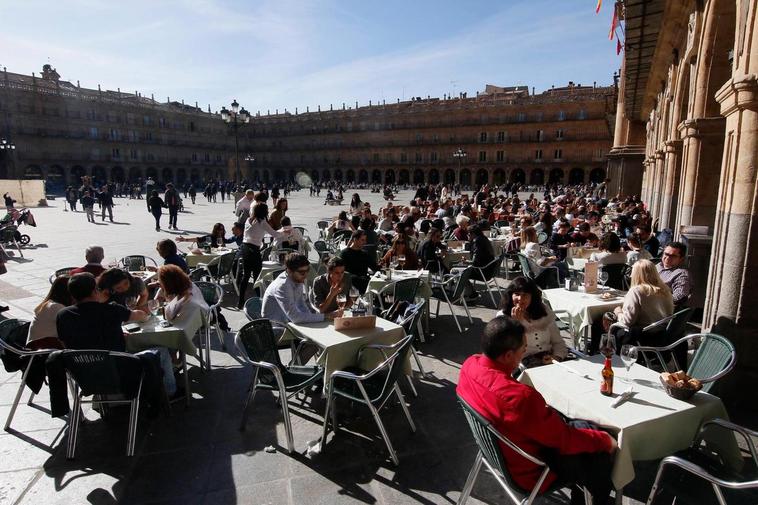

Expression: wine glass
xmin=336 ymin=293 xmax=347 ymax=311
xmin=599 ymin=332 xmax=616 ymax=359
xmin=397 ymin=254 xmax=406 ymax=270
xmin=598 ymin=270 xmax=609 ymax=287
xmin=147 ymin=299 xmax=159 ymax=317
xmin=126 ymin=296 xmax=139 ymax=310
xmin=349 ymin=287 xmax=359 ymax=306
xmin=620 ymin=345 xmax=638 ymax=379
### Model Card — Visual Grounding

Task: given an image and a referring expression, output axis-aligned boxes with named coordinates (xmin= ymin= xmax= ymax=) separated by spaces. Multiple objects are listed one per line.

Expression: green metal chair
xmin=235 ymin=319 xmax=324 ymax=453
xmin=456 ymin=394 xmax=591 ymax=505
xmin=636 ymin=333 xmax=736 ymax=393
xmin=193 ymin=281 xmax=225 ymax=370
xmin=430 ymin=267 xmax=475 ymax=333
xmin=319 ymin=335 xmax=416 ymax=465
xmin=48 ymin=267 xmax=78 ymax=284
xmin=119 ymin=255 xmax=159 ymax=272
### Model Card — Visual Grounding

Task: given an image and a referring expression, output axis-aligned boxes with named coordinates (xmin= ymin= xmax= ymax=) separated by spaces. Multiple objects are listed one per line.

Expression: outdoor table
xmin=130 ymin=270 xmax=157 ymax=283
xmin=124 ymin=310 xmax=204 ymax=406
xmin=366 ymin=269 xmax=433 ymax=301
xmin=520 ymin=354 xmax=740 ymax=491
xmin=284 ymin=317 xmax=409 ymax=392
xmin=444 ymin=247 xmax=469 ymax=267
xmin=498 ymin=226 xmax=512 ymax=236
xmin=542 ymin=286 xmax=625 ymax=349
xmin=568 ymin=246 xmax=598 ymax=260
xmin=567 ymin=257 xmax=588 ymax=272
xmin=185 ymin=247 xmax=234 ymax=268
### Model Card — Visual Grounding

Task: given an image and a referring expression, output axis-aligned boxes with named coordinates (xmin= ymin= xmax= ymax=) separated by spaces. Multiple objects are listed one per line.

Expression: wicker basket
xmin=659 ymin=375 xmax=701 ymax=400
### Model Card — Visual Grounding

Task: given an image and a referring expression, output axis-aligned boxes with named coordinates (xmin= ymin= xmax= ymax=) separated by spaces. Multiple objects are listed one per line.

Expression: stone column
xmin=660 ymin=140 xmax=683 ymax=230
xmin=650 ymin=150 xmax=666 ymax=222
xmin=705 ymin=0 xmax=758 ymax=410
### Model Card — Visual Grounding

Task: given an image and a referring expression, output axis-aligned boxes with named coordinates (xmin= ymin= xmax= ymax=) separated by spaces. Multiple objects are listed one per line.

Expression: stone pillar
xmin=674 ymin=116 xmax=726 ymax=231
xmin=705 ymin=0 xmax=758 ymax=411
xmin=660 ymin=140 xmax=683 ymax=230
xmin=649 ymin=151 xmax=666 ymax=223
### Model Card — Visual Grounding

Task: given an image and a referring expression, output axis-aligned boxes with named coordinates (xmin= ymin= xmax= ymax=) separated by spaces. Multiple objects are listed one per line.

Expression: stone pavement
xmin=0 ymin=189 xmax=655 ymax=504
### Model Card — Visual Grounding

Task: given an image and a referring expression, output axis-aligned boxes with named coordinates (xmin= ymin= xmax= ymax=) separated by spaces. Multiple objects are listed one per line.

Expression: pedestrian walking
xmin=147 ymin=190 xmax=166 ymax=231
xmin=65 ymin=186 xmax=79 ymax=212
xmin=164 ymin=183 xmax=181 ymax=230
xmin=188 ymin=185 xmax=196 ymax=204
xmin=98 ymin=186 xmax=114 ymax=222
xmin=81 ymin=191 xmax=96 ymax=223
xmin=4 ymin=193 xmax=16 ymax=210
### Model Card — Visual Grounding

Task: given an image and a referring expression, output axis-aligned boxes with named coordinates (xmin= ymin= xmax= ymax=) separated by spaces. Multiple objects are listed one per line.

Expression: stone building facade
xmin=608 ymin=0 xmax=758 ymax=404
xmin=0 ymin=66 xmax=615 ymax=189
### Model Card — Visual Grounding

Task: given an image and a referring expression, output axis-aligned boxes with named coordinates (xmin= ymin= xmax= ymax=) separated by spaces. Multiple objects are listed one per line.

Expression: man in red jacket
xmin=457 ymin=316 xmax=616 ymax=504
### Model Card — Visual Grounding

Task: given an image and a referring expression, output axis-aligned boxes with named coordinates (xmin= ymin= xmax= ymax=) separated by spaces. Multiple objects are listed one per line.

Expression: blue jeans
xmin=142 ymin=347 xmax=176 ymax=396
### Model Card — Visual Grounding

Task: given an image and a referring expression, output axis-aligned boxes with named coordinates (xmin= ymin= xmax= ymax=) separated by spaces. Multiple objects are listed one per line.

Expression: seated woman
xmin=176 ymin=223 xmax=236 ymax=249
xmin=625 ymin=233 xmax=652 ymax=265
xmin=328 ymin=211 xmax=354 ymax=236
xmin=97 ymin=268 xmax=149 ymax=312
xmin=591 ymin=259 xmax=673 ymax=353
xmin=159 ymin=265 xmax=209 ymax=328
xmin=155 ymin=239 xmax=189 ymax=273
xmin=26 ymin=276 xmax=72 ymax=350
xmin=452 ymin=215 xmax=470 ymax=242
xmin=589 ymin=232 xmax=627 ymax=265
xmin=380 ymin=235 xmax=419 ymax=269
xmin=496 ymin=276 xmax=568 ymax=367
xmin=521 ymin=226 xmax=565 ymax=283
xmin=349 ymin=193 xmax=362 ymax=215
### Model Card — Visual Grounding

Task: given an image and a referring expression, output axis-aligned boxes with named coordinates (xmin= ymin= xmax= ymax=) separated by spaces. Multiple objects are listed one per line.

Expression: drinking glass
xmin=336 ymin=294 xmax=347 ymax=311
xmin=599 ymin=332 xmax=616 ymax=359
xmin=126 ymin=296 xmax=139 ymax=310
xmin=147 ymin=299 xmax=159 ymax=317
xmin=598 ymin=270 xmax=609 ymax=287
xmin=397 ymin=254 xmax=406 ymax=269
xmin=349 ymin=287 xmax=360 ymax=305
xmin=620 ymin=345 xmax=638 ymax=376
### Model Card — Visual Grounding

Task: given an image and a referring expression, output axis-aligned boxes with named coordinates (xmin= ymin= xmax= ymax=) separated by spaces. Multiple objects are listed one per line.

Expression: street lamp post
xmin=452 ymin=148 xmax=466 ymax=187
xmin=0 ymin=138 xmax=17 ymax=178
xmin=220 ymin=100 xmax=250 ymax=187
xmin=244 ymin=154 xmax=256 ymax=184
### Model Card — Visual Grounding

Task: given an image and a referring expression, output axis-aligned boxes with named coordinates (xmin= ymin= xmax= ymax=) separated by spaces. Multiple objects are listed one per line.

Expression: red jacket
xmin=70 ymin=264 xmax=106 ymax=277
xmin=456 ymin=354 xmax=612 ymax=492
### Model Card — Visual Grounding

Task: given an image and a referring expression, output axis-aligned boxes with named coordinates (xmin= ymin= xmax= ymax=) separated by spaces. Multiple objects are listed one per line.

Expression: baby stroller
xmin=0 ymin=208 xmax=35 ymax=257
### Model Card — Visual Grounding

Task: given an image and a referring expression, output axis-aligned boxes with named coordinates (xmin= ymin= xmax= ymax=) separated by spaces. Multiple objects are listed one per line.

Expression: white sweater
xmin=618 ymin=286 xmax=673 ymax=328
xmin=496 ymin=306 xmax=568 ymax=359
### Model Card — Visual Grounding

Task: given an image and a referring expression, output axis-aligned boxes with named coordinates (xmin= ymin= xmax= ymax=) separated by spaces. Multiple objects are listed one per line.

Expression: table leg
xmin=615 ymin=487 xmax=624 ymax=504
xmin=181 ymin=351 xmax=190 ymax=407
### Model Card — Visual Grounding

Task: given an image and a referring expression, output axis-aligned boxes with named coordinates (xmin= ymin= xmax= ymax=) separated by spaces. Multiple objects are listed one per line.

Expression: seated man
xmin=273 ymin=217 xmax=304 ymax=252
xmin=70 ymin=245 xmax=106 ymax=277
xmin=569 ymin=222 xmax=599 ymax=248
xmin=656 ymin=242 xmax=691 ymax=309
xmin=312 ymin=257 xmax=353 ymax=314
xmin=417 ymin=227 xmax=449 ymax=274
xmin=56 ymin=273 xmax=179 ymax=396
xmin=338 ymin=230 xmax=379 ymax=293
xmin=262 ymin=253 xmax=343 ymax=323
xmin=636 ymin=223 xmax=660 ymax=258
xmin=457 ymin=316 xmax=616 ymax=504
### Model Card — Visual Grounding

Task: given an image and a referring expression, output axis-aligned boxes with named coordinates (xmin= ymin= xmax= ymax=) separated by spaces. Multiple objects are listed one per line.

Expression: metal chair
xmin=313 ymin=240 xmax=331 ymax=262
xmin=268 ymin=247 xmax=298 ymax=264
xmin=430 ymin=267 xmax=475 ymax=333
xmin=646 ymin=418 xmax=758 ymax=505
xmin=493 ymin=219 xmax=509 ymax=229
xmin=316 ymin=220 xmax=329 ymax=239
xmin=320 ymin=335 xmax=416 ymax=465
xmin=48 ymin=267 xmax=78 ymax=284
xmin=193 ymin=281 xmax=225 ymax=370
xmin=457 ymin=394 xmax=591 ymax=505
xmin=470 ymin=254 xmax=505 ymax=308
xmin=0 ymin=225 xmax=24 ymax=258
xmin=537 ymin=231 xmax=548 ymax=244
xmin=194 ymin=252 xmax=236 ymax=285
xmin=235 ymin=319 xmax=324 ymax=453
xmin=51 ymin=349 xmax=147 ymax=459
xmin=516 ymin=253 xmax=560 ymax=289
xmin=636 ymin=333 xmax=736 ymax=393
xmin=368 ymin=277 xmax=421 ymax=313
xmin=0 ymin=319 xmax=51 ymax=432
xmin=599 ymin=263 xmax=627 ymax=290
xmin=119 ymin=255 xmax=159 ymax=271
xmin=608 ymin=307 xmax=692 ymax=367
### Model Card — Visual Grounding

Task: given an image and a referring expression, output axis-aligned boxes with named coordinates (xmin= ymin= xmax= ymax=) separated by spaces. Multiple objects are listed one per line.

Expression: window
xmin=430 ymin=152 xmax=438 ymax=162
xmin=556 ymin=129 xmax=564 ymax=139
xmin=189 ymin=121 xmax=195 ymax=132
xmin=497 ymin=131 xmax=505 ymax=142
xmin=416 ymin=133 xmax=423 ymax=143
xmin=554 ymin=149 xmax=562 ymax=159
xmin=89 ymin=127 xmax=99 ymax=139
xmin=112 ymin=148 xmax=120 ymax=159
xmin=191 ymin=153 xmax=198 ymax=162
xmin=130 ymin=149 xmax=138 ymax=160
xmin=146 ymin=152 xmax=155 ymax=161
xmin=536 ymin=130 xmax=544 ymax=142
xmin=479 ymin=151 xmax=487 ymax=162
xmin=204 ymin=153 xmax=210 ymax=162
xmin=517 ymin=112 xmax=526 ymax=122
xmin=145 ymin=131 xmax=153 ymax=141
xmin=415 ymin=152 xmax=423 ymax=162
xmin=496 ymin=150 xmax=504 ymax=162
xmin=374 ymin=122 xmax=380 ymax=131
xmin=109 ymin=128 xmax=120 ymax=141
xmin=432 ymin=134 xmax=439 ymax=143
xmin=143 ymin=115 xmax=151 ymax=126
xmin=578 ymin=109 xmax=587 ymax=120
xmin=129 ymin=130 xmax=138 ymax=142
xmin=479 ymin=132 xmax=488 ymax=143
xmin=535 ymin=149 xmax=543 ymax=160
xmin=557 ymin=111 xmax=566 ymax=121
xmin=373 ymin=153 xmax=380 ymax=162
xmin=216 ymin=154 xmax=223 ymax=162
xmin=400 ymin=153 xmax=408 ymax=162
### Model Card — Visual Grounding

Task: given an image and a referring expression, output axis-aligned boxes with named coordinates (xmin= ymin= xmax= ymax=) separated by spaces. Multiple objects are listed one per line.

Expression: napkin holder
xmin=584 ymin=261 xmax=599 ymax=293
xmin=334 ymin=315 xmax=376 ymax=331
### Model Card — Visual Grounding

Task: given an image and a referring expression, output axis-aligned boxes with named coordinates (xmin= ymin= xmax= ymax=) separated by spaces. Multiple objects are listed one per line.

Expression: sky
xmin=1 ymin=0 xmax=621 ymax=114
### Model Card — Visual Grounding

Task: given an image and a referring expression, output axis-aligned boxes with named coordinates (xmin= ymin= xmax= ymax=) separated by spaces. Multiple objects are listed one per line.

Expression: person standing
xmin=81 ymin=190 xmax=96 ymax=223
xmin=164 ymin=183 xmax=181 ymax=230
xmin=98 ymin=186 xmax=114 ymax=222
xmin=65 ymin=186 xmax=79 ymax=212
xmin=188 ymin=184 xmax=197 ymax=204
xmin=235 ymin=189 xmax=255 ymax=223
xmin=4 ymin=193 xmax=16 ymax=210
xmin=147 ymin=190 xmax=165 ymax=231
xmin=237 ymin=203 xmax=286 ymax=308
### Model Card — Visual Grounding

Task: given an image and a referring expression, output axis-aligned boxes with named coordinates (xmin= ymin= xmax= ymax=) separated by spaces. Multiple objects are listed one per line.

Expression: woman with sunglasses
xmin=380 ymin=235 xmax=419 ymax=270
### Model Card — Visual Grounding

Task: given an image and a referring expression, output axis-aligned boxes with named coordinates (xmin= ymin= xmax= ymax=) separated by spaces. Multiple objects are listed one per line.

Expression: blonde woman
xmin=591 ymin=259 xmax=674 ymax=353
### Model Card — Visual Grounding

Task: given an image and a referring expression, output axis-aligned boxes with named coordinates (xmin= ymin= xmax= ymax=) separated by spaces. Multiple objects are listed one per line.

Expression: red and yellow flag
xmin=596 ymin=0 xmax=602 ymax=13
xmin=609 ymin=7 xmax=618 ymax=40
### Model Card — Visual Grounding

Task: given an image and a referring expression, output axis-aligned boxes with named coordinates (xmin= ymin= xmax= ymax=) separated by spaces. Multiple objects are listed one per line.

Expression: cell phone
xmin=124 ymin=323 xmax=141 ymax=333
xmin=159 ymin=320 xmax=173 ymax=328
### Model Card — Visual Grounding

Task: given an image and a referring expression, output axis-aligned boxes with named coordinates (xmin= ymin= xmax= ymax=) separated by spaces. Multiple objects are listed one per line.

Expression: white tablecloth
xmin=366 ymin=270 xmax=433 ymax=301
xmin=286 ymin=317 xmax=409 ymax=391
xmin=521 ymin=355 xmax=738 ymax=489
xmin=542 ymin=287 xmax=625 ymax=336
xmin=124 ymin=311 xmax=203 ymax=355
xmin=185 ymin=247 xmax=234 ymax=268
xmin=567 ymin=257 xmax=588 ymax=272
